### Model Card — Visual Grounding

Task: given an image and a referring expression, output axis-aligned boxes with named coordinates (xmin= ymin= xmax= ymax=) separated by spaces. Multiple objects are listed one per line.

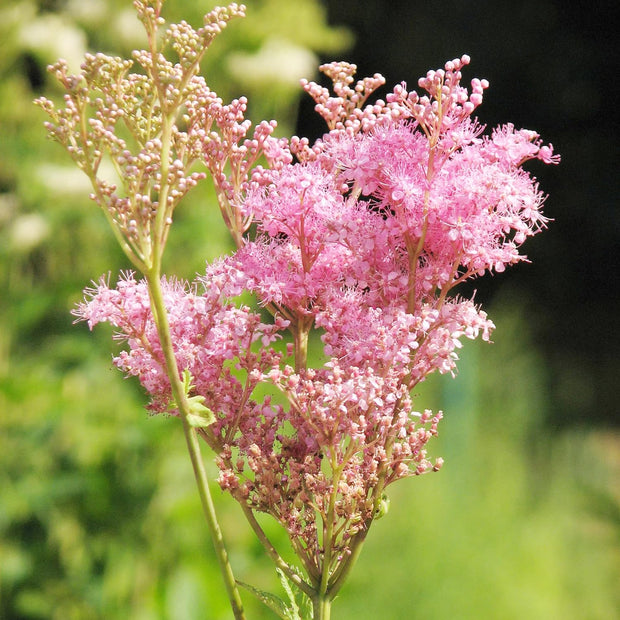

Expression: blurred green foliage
xmin=0 ymin=1 xmax=618 ymax=618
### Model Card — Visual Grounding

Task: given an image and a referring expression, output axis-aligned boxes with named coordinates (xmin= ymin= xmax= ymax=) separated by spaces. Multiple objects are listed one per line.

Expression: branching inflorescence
xmin=37 ymin=2 xmax=558 ymax=617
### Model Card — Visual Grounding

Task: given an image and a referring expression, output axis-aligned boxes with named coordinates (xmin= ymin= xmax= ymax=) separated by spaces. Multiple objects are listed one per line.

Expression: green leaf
xmin=277 ymin=568 xmax=301 ymax=619
xmin=180 ymin=370 xmax=216 ymax=428
xmin=187 ymin=394 xmax=214 ymax=418
xmin=185 ymin=397 xmax=216 ymax=429
xmin=185 ymin=413 xmax=214 ymax=429
xmin=373 ymin=492 xmax=390 ymax=520
xmin=236 ymin=580 xmax=293 ymax=620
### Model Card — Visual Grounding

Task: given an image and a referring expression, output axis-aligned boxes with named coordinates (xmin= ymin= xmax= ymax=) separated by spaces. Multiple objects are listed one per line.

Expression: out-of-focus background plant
xmin=0 ymin=1 xmax=617 ymax=618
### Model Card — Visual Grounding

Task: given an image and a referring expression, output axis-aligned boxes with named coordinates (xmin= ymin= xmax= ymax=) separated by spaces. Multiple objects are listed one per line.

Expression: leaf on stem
xmin=181 ymin=369 xmax=216 ymax=428
xmin=236 ymin=579 xmax=298 ymax=620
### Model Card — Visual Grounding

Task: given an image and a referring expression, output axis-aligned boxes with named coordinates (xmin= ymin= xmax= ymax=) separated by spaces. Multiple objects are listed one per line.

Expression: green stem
xmin=236 ymin=500 xmax=317 ymax=599
xmin=146 ymin=270 xmax=246 ymax=620
xmin=312 ymin=593 xmax=332 ymax=620
xmin=141 ymin=42 xmax=247 ymax=613
xmin=181 ymin=416 xmax=245 ymax=619
xmin=326 ymin=526 xmax=369 ymax=600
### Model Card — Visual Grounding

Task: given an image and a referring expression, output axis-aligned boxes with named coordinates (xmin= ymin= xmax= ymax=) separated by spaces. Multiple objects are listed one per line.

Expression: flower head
xmin=65 ymin=40 xmax=558 ymax=596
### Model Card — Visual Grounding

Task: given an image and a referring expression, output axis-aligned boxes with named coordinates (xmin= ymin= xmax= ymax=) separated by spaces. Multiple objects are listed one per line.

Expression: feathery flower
xmin=45 ymin=15 xmax=558 ymax=605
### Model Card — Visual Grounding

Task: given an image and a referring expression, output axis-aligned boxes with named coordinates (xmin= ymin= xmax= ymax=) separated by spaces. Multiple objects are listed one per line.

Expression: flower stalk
xmin=312 ymin=594 xmax=332 ymax=620
xmin=146 ymin=270 xmax=246 ymax=619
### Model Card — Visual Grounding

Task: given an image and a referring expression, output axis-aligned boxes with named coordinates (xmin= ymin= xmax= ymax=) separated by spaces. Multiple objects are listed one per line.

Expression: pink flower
xmin=69 ymin=50 xmax=558 ymax=582
xmin=74 ymin=264 xmax=286 ymax=418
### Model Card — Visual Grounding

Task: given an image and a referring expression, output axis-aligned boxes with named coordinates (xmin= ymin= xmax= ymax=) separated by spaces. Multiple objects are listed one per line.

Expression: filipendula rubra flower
xmin=69 ymin=43 xmax=558 ymax=612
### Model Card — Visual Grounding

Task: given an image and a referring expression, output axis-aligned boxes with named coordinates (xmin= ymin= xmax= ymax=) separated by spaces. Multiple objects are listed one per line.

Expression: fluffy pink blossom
xmin=210 ymin=59 xmax=557 ymax=571
xmin=74 ymin=264 xmax=286 ymax=419
xmin=70 ymin=52 xmax=558 ymax=591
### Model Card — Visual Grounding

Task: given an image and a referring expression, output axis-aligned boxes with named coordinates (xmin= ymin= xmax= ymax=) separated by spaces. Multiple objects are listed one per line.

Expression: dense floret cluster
xmin=38 ymin=2 xmax=558 ymax=610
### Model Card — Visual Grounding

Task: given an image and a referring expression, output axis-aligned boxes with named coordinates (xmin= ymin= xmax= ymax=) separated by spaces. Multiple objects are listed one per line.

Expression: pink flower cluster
xmin=75 ymin=55 xmax=558 ymax=576
xmin=75 ymin=265 xmax=285 ymax=418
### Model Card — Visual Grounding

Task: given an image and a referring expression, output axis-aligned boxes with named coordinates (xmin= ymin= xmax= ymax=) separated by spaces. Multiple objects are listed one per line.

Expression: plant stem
xmin=326 ymin=526 xmax=368 ymax=600
xmin=181 ymin=416 xmax=246 ymax=619
xmin=312 ymin=594 xmax=332 ymax=620
xmin=146 ymin=270 xmax=246 ymax=619
xmin=293 ymin=317 xmax=312 ymax=374
xmin=235 ymin=502 xmax=316 ymax=597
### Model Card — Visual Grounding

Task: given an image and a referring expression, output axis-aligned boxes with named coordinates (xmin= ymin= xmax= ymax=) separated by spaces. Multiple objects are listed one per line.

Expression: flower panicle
xmin=35 ymin=2 xmax=254 ymax=269
xmin=51 ymin=3 xmax=559 ymax=604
